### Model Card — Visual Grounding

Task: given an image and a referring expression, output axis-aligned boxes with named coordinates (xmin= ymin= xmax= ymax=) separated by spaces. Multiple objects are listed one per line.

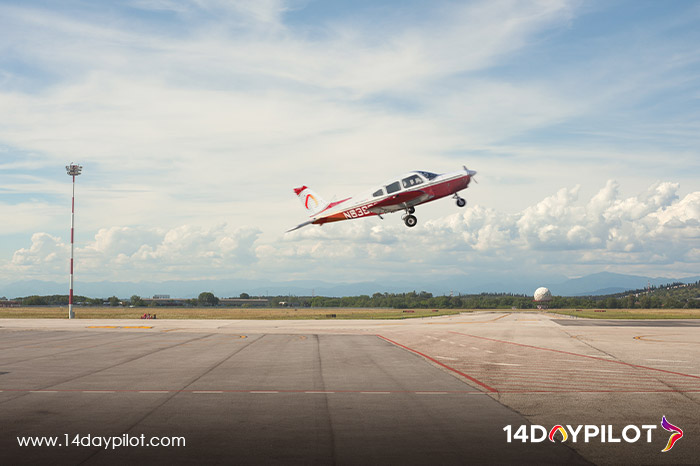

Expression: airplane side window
xmin=373 ymin=189 xmax=384 ymax=197
xmin=402 ymin=175 xmax=423 ymax=188
xmin=386 ymin=181 xmax=401 ymax=194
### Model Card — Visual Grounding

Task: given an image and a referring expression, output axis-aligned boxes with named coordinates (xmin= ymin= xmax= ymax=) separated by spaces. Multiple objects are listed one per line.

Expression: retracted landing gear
xmin=454 ymin=193 xmax=466 ymax=208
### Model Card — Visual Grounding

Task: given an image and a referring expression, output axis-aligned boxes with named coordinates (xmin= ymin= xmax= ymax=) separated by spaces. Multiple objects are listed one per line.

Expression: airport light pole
xmin=66 ymin=163 xmax=82 ymax=319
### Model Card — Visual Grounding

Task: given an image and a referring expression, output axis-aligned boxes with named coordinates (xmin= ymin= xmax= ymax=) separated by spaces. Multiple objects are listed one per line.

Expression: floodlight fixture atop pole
xmin=66 ymin=163 xmax=82 ymax=319
xmin=66 ymin=164 xmax=82 ymax=177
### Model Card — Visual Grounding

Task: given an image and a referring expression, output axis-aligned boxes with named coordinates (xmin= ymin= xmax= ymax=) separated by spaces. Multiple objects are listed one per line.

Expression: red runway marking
xmin=377 ymin=335 xmax=497 ymax=393
xmin=450 ymin=331 xmax=700 ymax=380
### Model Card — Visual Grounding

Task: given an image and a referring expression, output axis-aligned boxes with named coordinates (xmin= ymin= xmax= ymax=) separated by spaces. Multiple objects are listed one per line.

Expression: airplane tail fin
xmin=293 ymin=186 xmax=329 ymax=216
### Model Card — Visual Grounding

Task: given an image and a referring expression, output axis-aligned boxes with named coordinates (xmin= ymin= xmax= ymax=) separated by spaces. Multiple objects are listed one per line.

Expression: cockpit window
xmin=417 ymin=171 xmax=438 ymax=180
xmin=372 ymin=188 xmax=384 ymax=197
xmin=386 ymin=181 xmax=401 ymax=194
xmin=402 ymin=174 xmax=424 ymax=188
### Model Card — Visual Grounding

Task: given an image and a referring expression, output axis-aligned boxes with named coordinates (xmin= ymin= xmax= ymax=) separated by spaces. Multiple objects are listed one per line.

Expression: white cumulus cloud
xmin=274 ymin=180 xmax=700 ymax=279
xmin=5 ymin=224 xmax=262 ymax=281
xmin=3 ymin=180 xmax=698 ymax=284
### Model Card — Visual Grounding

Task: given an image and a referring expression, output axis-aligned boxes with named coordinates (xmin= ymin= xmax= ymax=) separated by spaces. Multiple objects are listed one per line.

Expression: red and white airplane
xmin=289 ymin=166 xmax=477 ymax=231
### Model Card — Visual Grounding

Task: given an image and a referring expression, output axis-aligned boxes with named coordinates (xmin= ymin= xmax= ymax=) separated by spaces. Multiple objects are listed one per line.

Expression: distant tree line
xmin=16 ymin=295 xmax=107 ymax=306
xmin=271 ymin=282 xmax=699 ymax=309
xmin=12 ymin=282 xmax=699 ymax=309
xmin=15 ymin=292 xmax=221 ymax=307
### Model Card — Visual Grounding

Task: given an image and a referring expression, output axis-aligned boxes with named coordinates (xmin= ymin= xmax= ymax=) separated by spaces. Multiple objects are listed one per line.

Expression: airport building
xmin=140 ymin=296 xmax=269 ymax=307
xmin=141 ymin=296 xmax=187 ymax=306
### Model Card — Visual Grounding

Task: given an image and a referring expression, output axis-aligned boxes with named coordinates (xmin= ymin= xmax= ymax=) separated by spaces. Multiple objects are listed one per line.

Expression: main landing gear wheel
xmin=404 ymin=215 xmax=417 ymax=227
xmin=456 ymin=197 xmax=466 ymax=208
xmin=407 ymin=206 xmax=415 ymax=214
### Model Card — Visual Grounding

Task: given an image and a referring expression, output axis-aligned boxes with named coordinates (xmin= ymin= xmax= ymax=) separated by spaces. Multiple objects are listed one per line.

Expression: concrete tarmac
xmin=554 ymin=319 xmax=700 ymax=327
xmin=1 ymin=312 xmax=698 ymax=465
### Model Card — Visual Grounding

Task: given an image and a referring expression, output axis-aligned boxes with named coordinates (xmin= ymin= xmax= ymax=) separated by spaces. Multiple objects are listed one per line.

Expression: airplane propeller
xmin=463 ymin=165 xmax=478 ymax=183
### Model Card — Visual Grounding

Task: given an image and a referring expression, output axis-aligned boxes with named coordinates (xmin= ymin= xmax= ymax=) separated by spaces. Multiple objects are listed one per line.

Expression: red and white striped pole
xmin=66 ymin=163 xmax=82 ymax=319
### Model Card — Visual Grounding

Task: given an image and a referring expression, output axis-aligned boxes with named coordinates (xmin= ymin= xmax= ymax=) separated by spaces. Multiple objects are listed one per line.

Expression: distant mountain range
xmin=546 ymin=272 xmax=699 ymax=296
xmin=1 ymin=272 xmax=698 ymax=299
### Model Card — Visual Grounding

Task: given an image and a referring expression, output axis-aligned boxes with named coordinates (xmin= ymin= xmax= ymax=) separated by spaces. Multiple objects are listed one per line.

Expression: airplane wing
xmin=286 ymin=219 xmax=315 ymax=233
xmin=368 ymin=190 xmax=433 ymax=214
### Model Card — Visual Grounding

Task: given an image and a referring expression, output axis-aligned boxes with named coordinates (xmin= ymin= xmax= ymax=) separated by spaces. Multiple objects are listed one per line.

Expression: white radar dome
xmin=534 ymin=287 xmax=552 ymax=302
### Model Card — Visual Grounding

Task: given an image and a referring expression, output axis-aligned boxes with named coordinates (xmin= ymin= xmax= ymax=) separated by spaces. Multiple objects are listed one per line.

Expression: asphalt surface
xmin=554 ymin=319 xmax=700 ymax=327
xmin=1 ymin=330 xmax=585 ymax=465
xmin=1 ymin=312 xmax=699 ymax=465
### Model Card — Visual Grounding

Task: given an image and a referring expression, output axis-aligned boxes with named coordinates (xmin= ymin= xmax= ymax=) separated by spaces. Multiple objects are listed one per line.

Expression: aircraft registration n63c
xmin=288 ymin=166 xmax=477 ymax=232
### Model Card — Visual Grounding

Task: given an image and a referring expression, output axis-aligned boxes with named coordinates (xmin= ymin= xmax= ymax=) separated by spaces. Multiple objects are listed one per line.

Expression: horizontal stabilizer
xmin=286 ymin=219 xmax=315 ymax=233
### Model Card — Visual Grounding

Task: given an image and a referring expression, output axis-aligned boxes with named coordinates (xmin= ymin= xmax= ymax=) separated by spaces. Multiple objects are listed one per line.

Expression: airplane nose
xmin=462 ymin=165 xmax=477 ymax=177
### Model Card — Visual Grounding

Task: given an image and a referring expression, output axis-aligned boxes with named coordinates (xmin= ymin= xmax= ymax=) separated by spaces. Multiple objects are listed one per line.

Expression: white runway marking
xmin=570 ymin=368 xmax=622 ymax=373
xmin=645 ymin=359 xmax=686 ymax=363
xmin=435 ymin=356 xmax=459 ymax=361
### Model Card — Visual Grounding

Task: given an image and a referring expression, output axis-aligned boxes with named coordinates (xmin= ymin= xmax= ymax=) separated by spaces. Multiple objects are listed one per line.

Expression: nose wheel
xmin=455 ymin=195 xmax=466 ymax=207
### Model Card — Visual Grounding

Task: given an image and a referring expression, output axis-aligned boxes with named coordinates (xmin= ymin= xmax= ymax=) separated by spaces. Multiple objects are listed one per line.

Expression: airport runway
xmin=1 ymin=312 xmax=698 ymax=465
xmin=554 ymin=319 xmax=700 ymax=327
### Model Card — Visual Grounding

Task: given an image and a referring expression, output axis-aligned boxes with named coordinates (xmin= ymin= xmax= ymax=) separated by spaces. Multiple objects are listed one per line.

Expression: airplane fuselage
xmin=309 ymin=168 xmax=474 ymax=226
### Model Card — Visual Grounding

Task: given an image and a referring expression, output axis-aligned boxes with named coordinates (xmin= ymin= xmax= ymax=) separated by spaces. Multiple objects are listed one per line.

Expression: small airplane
xmin=288 ymin=166 xmax=477 ymax=231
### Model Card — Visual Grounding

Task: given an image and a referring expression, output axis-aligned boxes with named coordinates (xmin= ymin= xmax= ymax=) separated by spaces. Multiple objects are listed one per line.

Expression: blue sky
xmin=0 ymin=0 xmax=698 ymax=293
